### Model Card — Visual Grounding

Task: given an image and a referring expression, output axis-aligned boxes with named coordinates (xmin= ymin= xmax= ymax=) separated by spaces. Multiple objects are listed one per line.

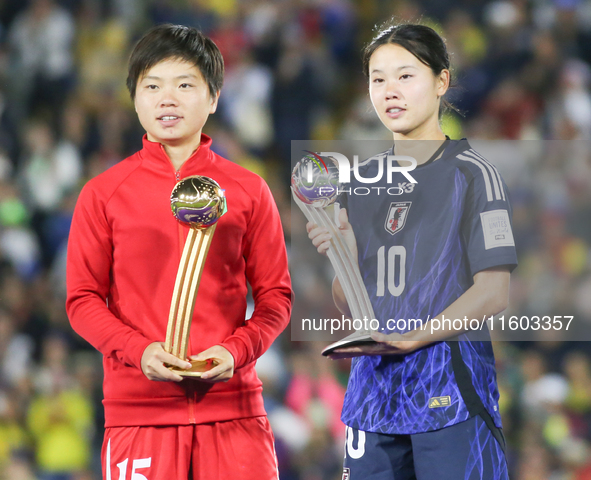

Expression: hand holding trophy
xmin=164 ymin=175 xmax=227 ymax=376
xmin=291 ymin=154 xmax=377 ymax=356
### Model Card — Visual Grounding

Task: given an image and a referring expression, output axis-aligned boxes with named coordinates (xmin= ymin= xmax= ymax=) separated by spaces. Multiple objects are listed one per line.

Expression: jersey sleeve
xmin=461 ymin=158 xmax=518 ymax=277
xmin=219 ymin=179 xmax=293 ymax=369
xmin=66 ymin=182 xmax=153 ymax=370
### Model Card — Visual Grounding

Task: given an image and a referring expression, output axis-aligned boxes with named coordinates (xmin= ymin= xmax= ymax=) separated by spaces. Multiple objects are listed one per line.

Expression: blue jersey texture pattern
xmin=339 ymin=139 xmax=518 ymax=434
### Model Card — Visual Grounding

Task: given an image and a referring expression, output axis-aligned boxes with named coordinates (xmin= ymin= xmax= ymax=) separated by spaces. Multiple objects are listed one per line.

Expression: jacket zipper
xmin=189 ymin=385 xmax=196 ymax=424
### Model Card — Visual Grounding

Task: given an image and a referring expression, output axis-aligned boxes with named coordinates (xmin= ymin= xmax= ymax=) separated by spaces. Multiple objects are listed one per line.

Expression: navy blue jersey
xmin=339 ymin=139 xmax=517 ymax=435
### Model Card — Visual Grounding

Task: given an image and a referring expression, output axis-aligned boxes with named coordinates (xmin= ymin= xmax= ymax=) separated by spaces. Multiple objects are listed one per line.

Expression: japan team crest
xmin=385 ymin=201 xmax=412 ymax=235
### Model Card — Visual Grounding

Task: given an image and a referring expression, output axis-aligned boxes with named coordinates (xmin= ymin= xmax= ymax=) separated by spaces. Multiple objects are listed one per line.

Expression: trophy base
xmin=168 ymin=359 xmax=218 ymax=377
xmin=321 ymin=330 xmax=376 ymax=357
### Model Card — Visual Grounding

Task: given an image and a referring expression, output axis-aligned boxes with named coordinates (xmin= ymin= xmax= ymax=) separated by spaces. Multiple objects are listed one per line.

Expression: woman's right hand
xmin=306 ymin=208 xmax=358 ymax=261
xmin=141 ymin=342 xmax=192 ymax=382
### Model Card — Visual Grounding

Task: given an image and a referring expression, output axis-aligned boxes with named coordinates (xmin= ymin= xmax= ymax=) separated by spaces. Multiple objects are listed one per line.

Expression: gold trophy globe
xmin=164 ymin=175 xmax=227 ymax=377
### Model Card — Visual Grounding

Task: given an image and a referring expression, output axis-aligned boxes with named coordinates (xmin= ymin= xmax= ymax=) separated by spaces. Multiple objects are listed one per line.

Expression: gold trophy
xmin=164 ymin=176 xmax=226 ymax=377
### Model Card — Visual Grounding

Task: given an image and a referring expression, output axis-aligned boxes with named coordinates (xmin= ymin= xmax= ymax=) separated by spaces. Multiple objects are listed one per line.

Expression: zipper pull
xmin=175 ymin=171 xmax=181 ymax=182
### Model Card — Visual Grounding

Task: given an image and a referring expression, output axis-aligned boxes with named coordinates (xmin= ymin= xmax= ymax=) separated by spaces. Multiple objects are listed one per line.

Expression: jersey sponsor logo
xmin=480 ymin=209 xmax=515 ymax=250
xmin=385 ymin=201 xmax=411 ymax=235
xmin=428 ymin=396 xmax=452 ymax=408
xmin=342 ymin=468 xmax=351 ymax=480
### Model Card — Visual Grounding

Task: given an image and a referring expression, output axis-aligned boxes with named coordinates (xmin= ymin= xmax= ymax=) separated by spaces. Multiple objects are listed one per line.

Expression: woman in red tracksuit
xmin=66 ymin=24 xmax=292 ymax=480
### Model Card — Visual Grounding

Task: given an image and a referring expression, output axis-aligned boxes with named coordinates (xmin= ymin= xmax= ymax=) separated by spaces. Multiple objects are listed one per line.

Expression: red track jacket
xmin=66 ymin=134 xmax=292 ymax=427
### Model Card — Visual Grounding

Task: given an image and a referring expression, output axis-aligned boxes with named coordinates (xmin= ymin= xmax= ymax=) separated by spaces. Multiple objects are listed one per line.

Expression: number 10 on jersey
xmin=376 ymin=246 xmax=406 ymax=297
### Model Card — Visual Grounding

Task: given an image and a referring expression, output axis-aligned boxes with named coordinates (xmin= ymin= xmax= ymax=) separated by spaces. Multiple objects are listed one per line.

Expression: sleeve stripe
xmin=467 ymin=149 xmax=506 ymax=201
xmin=463 ymin=150 xmax=502 ymax=201
xmin=457 ymin=153 xmax=494 ymax=202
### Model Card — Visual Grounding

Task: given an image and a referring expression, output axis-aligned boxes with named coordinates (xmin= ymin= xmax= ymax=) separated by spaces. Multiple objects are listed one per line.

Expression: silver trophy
xmin=291 ymin=153 xmax=376 ymax=356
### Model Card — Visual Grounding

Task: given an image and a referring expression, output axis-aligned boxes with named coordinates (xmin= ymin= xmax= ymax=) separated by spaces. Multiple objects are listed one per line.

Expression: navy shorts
xmin=342 ymin=415 xmax=509 ymax=480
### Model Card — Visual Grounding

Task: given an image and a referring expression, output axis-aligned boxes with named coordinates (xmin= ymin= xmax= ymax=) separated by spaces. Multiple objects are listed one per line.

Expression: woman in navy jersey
xmin=307 ymin=23 xmax=517 ymax=480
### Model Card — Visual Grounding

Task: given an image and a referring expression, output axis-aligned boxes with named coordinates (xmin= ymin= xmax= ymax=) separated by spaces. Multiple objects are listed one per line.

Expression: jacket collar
xmin=139 ymin=134 xmax=214 ymax=173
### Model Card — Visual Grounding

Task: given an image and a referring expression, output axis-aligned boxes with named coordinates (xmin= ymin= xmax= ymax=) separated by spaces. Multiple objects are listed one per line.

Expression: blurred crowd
xmin=0 ymin=0 xmax=590 ymax=478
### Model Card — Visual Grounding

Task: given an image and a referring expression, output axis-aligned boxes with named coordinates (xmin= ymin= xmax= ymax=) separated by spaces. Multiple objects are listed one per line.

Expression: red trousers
xmin=102 ymin=417 xmax=278 ymax=480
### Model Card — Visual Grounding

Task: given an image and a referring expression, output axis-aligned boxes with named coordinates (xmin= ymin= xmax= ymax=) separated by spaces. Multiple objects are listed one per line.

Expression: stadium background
xmin=0 ymin=0 xmax=591 ymax=478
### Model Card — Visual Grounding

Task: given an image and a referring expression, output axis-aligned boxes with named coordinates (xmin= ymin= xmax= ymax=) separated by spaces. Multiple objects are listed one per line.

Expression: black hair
xmin=363 ymin=21 xmax=460 ymax=115
xmin=126 ymin=24 xmax=224 ymax=100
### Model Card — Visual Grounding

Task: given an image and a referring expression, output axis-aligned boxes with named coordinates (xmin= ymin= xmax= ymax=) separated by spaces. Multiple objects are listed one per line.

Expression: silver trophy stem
xmin=292 ymin=189 xmax=375 ymax=325
xmin=317 ymin=207 xmax=375 ymax=323
xmin=308 ymin=204 xmax=362 ymax=321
